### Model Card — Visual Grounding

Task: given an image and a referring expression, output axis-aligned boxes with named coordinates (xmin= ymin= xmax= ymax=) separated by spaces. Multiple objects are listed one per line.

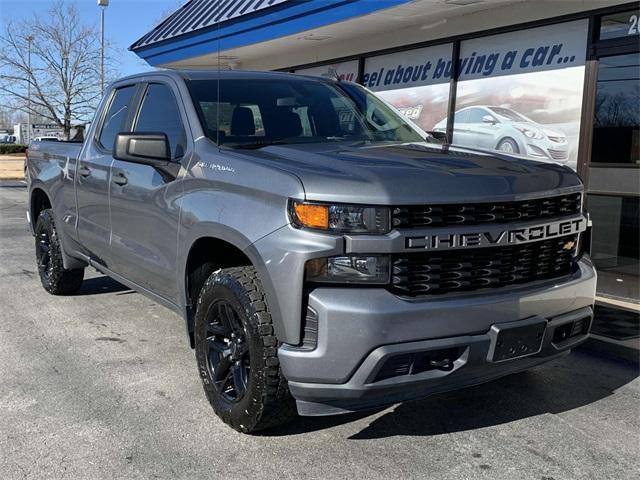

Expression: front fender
xmin=176 ymin=220 xmax=291 ymax=342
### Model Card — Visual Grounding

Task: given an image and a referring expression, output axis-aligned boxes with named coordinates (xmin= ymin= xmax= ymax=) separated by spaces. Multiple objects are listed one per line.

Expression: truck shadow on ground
xmin=76 ymin=275 xmax=132 ymax=296
xmin=263 ymin=352 xmax=639 ymax=439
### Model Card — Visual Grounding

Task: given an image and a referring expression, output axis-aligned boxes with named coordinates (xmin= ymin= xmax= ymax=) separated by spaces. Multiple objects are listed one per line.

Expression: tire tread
xmin=195 ymin=266 xmax=296 ymax=433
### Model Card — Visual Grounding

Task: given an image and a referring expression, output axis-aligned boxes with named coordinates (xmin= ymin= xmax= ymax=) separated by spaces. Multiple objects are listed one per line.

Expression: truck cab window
xmin=134 ymin=83 xmax=188 ymax=159
xmin=98 ymin=85 xmax=136 ymax=151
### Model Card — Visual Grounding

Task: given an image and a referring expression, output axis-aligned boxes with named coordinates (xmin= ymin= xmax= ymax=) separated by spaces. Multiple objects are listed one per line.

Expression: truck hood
xmin=233 ymin=142 xmax=581 ymax=204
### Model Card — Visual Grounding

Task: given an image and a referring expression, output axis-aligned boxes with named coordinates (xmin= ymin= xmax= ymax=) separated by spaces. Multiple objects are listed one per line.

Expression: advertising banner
xmin=446 ymin=20 xmax=589 ymax=170
xmin=363 ymin=43 xmax=453 ymax=133
xmin=295 ymin=60 xmax=359 ymax=82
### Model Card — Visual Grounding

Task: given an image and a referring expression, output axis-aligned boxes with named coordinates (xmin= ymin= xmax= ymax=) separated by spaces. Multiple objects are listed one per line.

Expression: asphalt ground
xmin=1 ymin=181 xmax=639 ymax=480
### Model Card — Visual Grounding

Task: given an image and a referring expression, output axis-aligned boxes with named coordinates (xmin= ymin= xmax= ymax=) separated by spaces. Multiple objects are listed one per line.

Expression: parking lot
xmin=1 ymin=180 xmax=638 ymax=480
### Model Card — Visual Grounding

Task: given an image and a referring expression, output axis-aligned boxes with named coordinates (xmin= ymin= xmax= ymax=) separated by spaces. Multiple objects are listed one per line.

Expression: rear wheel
xmin=34 ymin=209 xmax=84 ymax=295
xmin=194 ymin=266 xmax=296 ymax=433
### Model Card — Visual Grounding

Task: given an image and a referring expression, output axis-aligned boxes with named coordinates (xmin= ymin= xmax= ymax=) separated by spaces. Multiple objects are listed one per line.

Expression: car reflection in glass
xmin=433 ymin=106 xmax=569 ymax=163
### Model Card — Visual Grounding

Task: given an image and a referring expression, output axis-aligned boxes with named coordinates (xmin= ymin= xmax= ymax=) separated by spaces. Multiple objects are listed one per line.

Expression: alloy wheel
xmin=36 ymin=231 xmax=53 ymax=283
xmin=205 ymin=300 xmax=250 ymax=402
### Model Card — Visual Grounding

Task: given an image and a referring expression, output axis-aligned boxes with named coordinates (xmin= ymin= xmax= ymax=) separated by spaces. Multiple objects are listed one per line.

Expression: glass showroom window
xmin=591 ymin=52 xmax=640 ymax=166
xmin=362 ymin=43 xmax=453 ymax=137
xmin=588 ymin=195 xmax=639 ymax=301
xmin=451 ymin=20 xmax=589 ymax=171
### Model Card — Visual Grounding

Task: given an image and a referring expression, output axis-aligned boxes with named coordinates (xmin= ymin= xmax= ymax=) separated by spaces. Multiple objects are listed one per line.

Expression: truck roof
xmin=110 ymin=68 xmax=333 ymax=87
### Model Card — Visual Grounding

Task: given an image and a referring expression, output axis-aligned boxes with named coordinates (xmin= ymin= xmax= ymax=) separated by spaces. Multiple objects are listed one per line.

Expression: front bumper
xmin=524 ymin=139 xmax=569 ymax=162
xmin=279 ymin=258 xmax=596 ymax=416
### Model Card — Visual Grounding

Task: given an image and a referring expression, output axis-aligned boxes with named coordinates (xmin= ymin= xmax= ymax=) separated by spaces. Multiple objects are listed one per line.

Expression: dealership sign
xmin=459 ymin=20 xmax=588 ymax=81
xmin=361 ymin=20 xmax=587 ymax=91
xmin=363 ymin=43 xmax=453 ymax=91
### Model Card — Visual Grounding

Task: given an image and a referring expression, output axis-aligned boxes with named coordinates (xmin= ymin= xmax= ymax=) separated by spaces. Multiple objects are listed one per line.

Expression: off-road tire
xmin=194 ymin=266 xmax=297 ymax=433
xmin=34 ymin=209 xmax=84 ymax=295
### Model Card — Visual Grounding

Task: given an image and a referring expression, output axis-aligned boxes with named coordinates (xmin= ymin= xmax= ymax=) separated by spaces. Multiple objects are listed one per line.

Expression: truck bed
xmin=28 ymin=140 xmax=83 ymax=162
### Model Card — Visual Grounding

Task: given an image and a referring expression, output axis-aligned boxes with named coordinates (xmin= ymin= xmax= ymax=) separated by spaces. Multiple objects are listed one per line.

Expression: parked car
xmin=0 ymin=134 xmax=17 ymax=144
xmin=26 ymin=70 xmax=595 ymax=433
xmin=31 ymin=136 xmax=60 ymax=143
xmin=433 ymin=106 xmax=569 ymax=162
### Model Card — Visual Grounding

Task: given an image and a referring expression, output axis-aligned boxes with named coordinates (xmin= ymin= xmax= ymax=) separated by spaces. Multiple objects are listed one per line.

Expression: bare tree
xmin=0 ymin=105 xmax=13 ymax=129
xmin=0 ymin=1 xmax=113 ymax=139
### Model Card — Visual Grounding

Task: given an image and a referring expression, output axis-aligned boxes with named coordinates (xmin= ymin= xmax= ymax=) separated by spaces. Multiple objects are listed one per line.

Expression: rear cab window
xmin=98 ymin=85 xmax=137 ymax=151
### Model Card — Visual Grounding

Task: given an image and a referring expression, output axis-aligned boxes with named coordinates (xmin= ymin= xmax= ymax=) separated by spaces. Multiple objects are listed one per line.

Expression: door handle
xmin=78 ymin=165 xmax=91 ymax=177
xmin=112 ymin=173 xmax=128 ymax=186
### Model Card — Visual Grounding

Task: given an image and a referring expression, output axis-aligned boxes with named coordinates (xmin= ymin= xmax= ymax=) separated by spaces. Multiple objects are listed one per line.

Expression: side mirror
xmin=114 ymin=133 xmax=170 ymax=165
xmin=482 ymin=115 xmax=497 ymax=125
xmin=427 ymin=130 xmax=447 ymax=143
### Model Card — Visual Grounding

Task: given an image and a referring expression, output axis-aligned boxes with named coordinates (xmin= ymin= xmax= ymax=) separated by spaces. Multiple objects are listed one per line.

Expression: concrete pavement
xmin=1 ymin=181 xmax=638 ymax=480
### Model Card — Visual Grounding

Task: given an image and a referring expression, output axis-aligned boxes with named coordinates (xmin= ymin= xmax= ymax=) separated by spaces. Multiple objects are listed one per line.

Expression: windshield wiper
xmin=224 ymin=140 xmax=291 ymax=150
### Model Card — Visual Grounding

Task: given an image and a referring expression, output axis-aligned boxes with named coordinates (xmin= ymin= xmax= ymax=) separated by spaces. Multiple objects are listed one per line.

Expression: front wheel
xmin=497 ymin=137 xmax=520 ymax=154
xmin=194 ymin=266 xmax=296 ymax=433
xmin=34 ymin=209 xmax=84 ymax=295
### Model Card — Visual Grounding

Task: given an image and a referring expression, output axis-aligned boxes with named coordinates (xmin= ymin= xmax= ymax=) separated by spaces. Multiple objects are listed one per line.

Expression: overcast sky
xmin=0 ymin=0 xmax=185 ymax=76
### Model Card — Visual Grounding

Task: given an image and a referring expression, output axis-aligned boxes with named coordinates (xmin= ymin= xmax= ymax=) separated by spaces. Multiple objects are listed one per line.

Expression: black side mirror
xmin=427 ymin=130 xmax=447 ymax=143
xmin=114 ymin=133 xmax=170 ymax=165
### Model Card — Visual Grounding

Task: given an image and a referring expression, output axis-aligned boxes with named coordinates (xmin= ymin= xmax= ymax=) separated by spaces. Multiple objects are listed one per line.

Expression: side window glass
xmin=454 ymin=109 xmax=469 ymax=123
xmin=134 ymin=83 xmax=187 ymax=159
xmin=467 ymin=108 xmax=489 ymax=123
xmin=98 ymin=85 xmax=136 ymax=151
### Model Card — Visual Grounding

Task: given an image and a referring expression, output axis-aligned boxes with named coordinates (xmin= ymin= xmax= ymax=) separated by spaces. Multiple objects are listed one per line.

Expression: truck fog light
xmin=305 ymin=256 xmax=390 ymax=284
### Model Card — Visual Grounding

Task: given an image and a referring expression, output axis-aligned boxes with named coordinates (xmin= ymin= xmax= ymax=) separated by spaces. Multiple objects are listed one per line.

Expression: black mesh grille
xmin=392 ymin=193 xmax=581 ymax=228
xmin=391 ymin=235 xmax=578 ymax=296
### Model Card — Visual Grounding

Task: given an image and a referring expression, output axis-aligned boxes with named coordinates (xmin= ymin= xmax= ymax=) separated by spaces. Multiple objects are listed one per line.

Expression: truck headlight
xmin=290 ymin=201 xmax=390 ymax=234
xmin=306 ymin=256 xmax=391 ymax=284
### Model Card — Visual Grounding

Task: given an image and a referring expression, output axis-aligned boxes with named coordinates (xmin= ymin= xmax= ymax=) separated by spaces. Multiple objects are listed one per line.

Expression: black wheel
xmin=194 ymin=266 xmax=296 ymax=433
xmin=34 ymin=209 xmax=84 ymax=295
xmin=497 ymin=137 xmax=520 ymax=154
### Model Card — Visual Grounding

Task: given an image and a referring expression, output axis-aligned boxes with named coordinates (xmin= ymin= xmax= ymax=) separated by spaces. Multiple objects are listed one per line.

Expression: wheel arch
xmin=29 ymin=186 xmax=52 ymax=233
xmin=496 ymin=135 xmax=522 ymax=153
xmin=181 ymin=231 xmax=281 ymax=349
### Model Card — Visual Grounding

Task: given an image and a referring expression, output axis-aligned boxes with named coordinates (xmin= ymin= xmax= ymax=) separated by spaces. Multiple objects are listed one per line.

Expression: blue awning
xmin=131 ymin=0 xmax=414 ymax=67
xmin=131 ymin=0 xmax=290 ymax=50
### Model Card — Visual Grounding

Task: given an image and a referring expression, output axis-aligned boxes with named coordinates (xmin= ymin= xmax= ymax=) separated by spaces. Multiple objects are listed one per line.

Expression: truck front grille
xmin=391 ymin=235 xmax=578 ymax=296
xmin=392 ymin=193 xmax=581 ymax=228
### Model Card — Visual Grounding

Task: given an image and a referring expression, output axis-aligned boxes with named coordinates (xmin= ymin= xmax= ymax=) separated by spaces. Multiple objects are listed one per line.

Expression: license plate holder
xmin=487 ymin=316 xmax=547 ymax=363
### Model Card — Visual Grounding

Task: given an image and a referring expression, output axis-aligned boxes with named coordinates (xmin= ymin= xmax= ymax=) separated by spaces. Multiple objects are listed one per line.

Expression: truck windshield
xmin=186 ymin=78 xmax=425 ymax=148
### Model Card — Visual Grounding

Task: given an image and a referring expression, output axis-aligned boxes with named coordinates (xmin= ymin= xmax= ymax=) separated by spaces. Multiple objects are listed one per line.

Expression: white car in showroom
xmin=433 ymin=106 xmax=569 ymax=163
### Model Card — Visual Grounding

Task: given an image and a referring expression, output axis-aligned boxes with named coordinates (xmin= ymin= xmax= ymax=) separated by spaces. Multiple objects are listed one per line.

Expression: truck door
xmin=108 ymin=81 xmax=189 ymax=302
xmin=76 ymin=84 xmax=138 ymax=263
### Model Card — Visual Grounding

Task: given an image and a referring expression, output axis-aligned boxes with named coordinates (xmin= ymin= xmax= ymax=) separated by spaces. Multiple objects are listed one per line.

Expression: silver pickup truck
xmin=26 ymin=70 xmax=596 ymax=433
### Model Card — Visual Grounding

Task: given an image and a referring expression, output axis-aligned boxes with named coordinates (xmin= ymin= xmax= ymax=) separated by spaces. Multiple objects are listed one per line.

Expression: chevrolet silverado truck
xmin=26 ymin=70 xmax=596 ymax=433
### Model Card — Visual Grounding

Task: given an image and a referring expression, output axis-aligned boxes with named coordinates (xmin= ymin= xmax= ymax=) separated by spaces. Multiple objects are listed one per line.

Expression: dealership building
xmin=132 ymin=0 xmax=639 ymax=308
